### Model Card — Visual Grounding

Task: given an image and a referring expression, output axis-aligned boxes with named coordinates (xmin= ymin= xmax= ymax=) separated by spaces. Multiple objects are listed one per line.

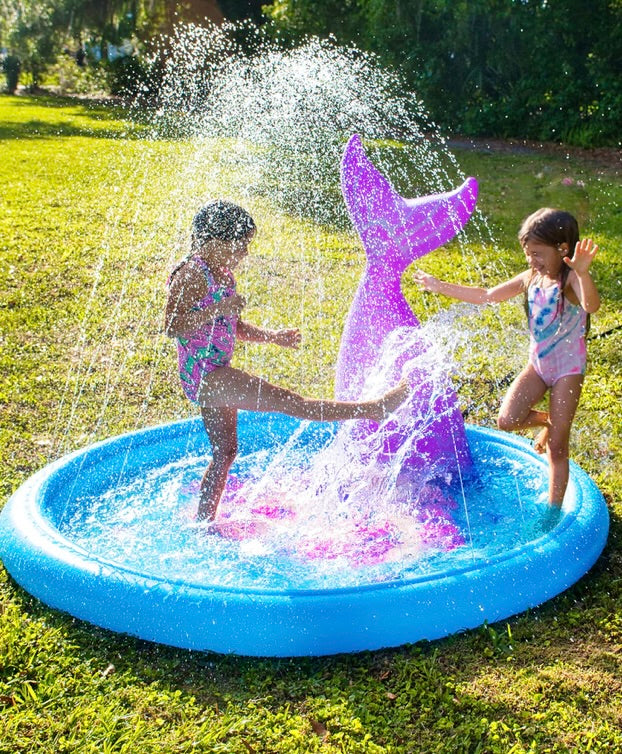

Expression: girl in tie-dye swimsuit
xmin=414 ymin=207 xmax=600 ymax=511
xmin=165 ymin=200 xmax=409 ymax=524
xmin=527 ymin=274 xmax=588 ymax=387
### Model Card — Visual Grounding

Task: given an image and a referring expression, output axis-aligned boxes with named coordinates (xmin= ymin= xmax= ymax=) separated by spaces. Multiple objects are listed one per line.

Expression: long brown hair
xmin=519 ymin=208 xmax=587 ymax=329
xmin=519 ymin=207 xmax=579 ymax=291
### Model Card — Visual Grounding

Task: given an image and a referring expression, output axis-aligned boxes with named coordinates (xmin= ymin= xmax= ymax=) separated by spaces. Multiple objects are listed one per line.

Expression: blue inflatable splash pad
xmin=0 ymin=413 xmax=608 ymax=656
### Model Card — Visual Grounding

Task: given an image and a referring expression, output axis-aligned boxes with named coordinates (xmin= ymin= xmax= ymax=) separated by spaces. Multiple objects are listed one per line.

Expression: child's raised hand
xmin=564 ymin=238 xmax=598 ymax=275
xmin=273 ymin=328 xmax=301 ymax=349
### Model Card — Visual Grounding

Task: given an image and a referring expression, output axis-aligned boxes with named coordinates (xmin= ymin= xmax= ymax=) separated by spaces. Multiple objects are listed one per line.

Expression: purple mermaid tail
xmin=335 ymin=134 xmax=478 ymax=474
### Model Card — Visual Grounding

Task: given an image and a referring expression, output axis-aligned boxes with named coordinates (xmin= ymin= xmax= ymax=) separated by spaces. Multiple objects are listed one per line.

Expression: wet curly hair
xmin=192 ymin=200 xmax=256 ymax=245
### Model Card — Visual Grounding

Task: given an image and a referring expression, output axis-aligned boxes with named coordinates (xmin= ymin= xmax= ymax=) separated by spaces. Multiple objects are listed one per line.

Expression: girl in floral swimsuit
xmin=414 ymin=207 xmax=600 ymax=510
xmin=165 ymin=200 xmax=409 ymax=523
xmin=171 ymin=255 xmax=238 ymax=403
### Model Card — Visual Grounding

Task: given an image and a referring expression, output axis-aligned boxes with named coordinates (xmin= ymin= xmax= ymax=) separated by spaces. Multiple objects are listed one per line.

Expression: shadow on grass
xmin=0 ymin=92 xmax=152 ymax=141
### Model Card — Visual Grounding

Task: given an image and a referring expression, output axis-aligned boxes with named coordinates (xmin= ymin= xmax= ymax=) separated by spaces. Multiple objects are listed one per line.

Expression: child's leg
xmin=198 ymin=406 xmax=238 ymax=521
xmin=497 ymin=364 xmax=549 ymax=434
xmin=545 ymin=374 xmax=583 ymax=506
xmin=197 ymin=366 xmax=409 ymax=423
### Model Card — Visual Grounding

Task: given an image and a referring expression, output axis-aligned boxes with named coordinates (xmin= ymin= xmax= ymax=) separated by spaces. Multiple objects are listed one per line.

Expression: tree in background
xmin=262 ymin=0 xmax=622 ymax=147
xmin=1 ymin=0 xmax=618 ymax=146
xmin=0 ymin=0 xmax=252 ymax=92
xmin=65 ymin=0 xmax=165 ymax=61
xmin=0 ymin=0 xmax=176 ymax=90
xmin=0 ymin=0 xmax=62 ymax=89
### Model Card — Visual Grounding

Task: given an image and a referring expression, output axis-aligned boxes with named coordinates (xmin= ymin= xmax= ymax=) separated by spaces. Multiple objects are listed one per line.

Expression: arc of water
xmin=335 ymin=134 xmax=478 ymax=474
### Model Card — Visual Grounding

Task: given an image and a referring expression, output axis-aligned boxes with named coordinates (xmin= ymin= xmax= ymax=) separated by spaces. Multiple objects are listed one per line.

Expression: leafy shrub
xmin=47 ymin=55 xmax=108 ymax=97
xmin=105 ymin=55 xmax=152 ymax=99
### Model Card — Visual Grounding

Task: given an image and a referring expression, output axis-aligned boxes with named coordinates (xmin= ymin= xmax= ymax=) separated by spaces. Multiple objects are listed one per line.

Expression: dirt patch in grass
xmin=448 ymin=135 xmax=621 ymax=177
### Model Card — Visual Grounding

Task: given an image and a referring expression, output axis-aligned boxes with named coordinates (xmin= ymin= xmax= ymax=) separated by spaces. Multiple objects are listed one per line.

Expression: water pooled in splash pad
xmin=58 ymin=307 xmax=552 ymax=593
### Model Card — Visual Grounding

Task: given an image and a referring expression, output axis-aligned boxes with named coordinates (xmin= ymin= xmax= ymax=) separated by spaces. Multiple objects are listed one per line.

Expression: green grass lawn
xmin=1 ymin=94 xmax=621 ymax=753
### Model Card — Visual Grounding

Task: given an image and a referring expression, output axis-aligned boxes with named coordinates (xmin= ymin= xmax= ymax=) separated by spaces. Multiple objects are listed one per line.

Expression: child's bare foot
xmin=369 ymin=380 xmax=410 ymax=422
xmin=535 ymin=504 xmax=562 ymax=535
xmin=534 ymin=427 xmax=549 ymax=454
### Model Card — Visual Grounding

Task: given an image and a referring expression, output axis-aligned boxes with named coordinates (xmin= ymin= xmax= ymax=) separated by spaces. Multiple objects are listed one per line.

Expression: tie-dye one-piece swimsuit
xmin=172 ymin=256 xmax=237 ymax=403
xmin=527 ymin=276 xmax=587 ymax=387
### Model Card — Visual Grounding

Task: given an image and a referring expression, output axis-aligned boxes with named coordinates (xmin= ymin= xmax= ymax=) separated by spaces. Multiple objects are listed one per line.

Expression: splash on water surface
xmin=60 ymin=435 xmax=548 ymax=591
xmin=60 ymin=314 xmax=549 ymax=592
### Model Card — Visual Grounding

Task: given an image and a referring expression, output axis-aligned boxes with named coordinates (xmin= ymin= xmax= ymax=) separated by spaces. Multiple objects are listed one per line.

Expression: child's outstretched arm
xmin=237 ymin=320 xmax=301 ymax=349
xmin=565 ymin=238 xmax=601 ymax=314
xmin=413 ymin=269 xmax=527 ymax=304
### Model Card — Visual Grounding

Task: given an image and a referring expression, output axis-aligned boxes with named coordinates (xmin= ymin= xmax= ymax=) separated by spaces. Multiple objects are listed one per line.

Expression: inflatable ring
xmin=0 ymin=414 xmax=609 ymax=656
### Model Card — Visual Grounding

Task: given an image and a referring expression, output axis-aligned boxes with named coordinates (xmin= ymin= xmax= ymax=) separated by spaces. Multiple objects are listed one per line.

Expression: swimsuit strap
xmin=167 ymin=254 xmax=193 ymax=286
xmin=190 ymin=255 xmax=234 ymax=291
xmin=168 ymin=254 xmax=233 ymax=290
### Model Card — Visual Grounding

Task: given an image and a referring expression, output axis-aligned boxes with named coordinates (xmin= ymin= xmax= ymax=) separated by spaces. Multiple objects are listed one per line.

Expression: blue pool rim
xmin=0 ymin=414 xmax=609 ymax=657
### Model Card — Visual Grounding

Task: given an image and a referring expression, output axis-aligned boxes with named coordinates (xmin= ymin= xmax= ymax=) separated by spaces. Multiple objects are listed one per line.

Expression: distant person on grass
xmin=414 ymin=207 xmax=600 ymax=511
xmin=2 ymin=54 xmax=20 ymax=94
xmin=165 ymin=200 xmax=409 ymax=524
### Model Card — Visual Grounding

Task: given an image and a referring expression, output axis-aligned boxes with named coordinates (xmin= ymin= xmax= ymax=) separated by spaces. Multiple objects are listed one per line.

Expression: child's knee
xmin=212 ymin=439 xmax=238 ymax=467
xmin=497 ymin=411 xmax=518 ymax=432
xmin=547 ymin=435 xmax=569 ymax=462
